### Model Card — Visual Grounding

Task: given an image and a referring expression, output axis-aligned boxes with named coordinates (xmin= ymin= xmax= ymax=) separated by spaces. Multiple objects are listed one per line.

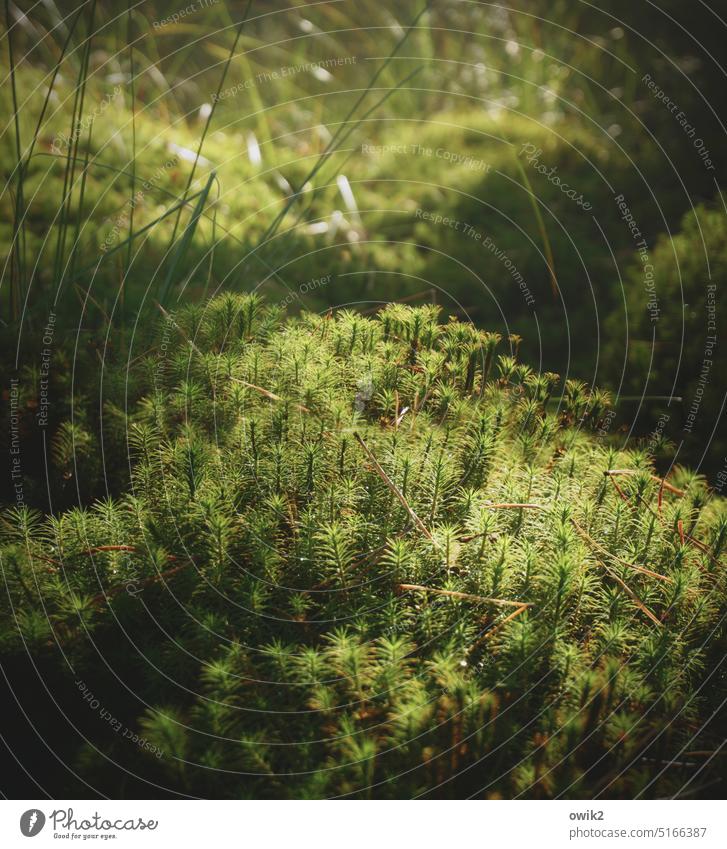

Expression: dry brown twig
xmin=230 ymin=376 xmax=311 ymax=414
xmin=487 ymin=603 xmax=530 ymax=631
xmin=484 ymin=502 xmax=544 ymax=510
xmin=570 ymin=517 xmax=672 ymax=583
xmin=398 ymin=584 xmax=532 ymax=653
xmin=398 ymin=583 xmax=531 ymax=608
xmin=468 ymin=603 xmax=530 ymax=653
xmin=89 ymin=559 xmax=191 ymax=608
xmin=353 ymin=431 xmax=440 ymax=549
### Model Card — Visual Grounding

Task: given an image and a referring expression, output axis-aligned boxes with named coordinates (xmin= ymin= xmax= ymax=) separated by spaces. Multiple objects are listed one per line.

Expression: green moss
xmin=1 ymin=297 xmax=725 ymax=798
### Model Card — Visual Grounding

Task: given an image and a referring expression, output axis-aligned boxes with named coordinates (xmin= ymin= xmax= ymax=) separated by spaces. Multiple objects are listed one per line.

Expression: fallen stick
xmin=570 ymin=524 xmax=663 ymax=626
xmin=156 ymin=303 xmax=311 ymax=415
xmin=607 ymin=475 xmax=630 ymax=502
xmin=487 ymin=603 xmax=530 ymax=632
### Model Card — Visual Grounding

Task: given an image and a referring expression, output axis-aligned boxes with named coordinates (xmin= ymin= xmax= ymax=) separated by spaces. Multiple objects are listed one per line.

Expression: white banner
xmin=2 ymin=800 xmax=726 ymax=848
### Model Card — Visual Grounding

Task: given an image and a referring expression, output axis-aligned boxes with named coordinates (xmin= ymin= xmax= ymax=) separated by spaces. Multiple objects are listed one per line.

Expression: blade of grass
xmin=1 ymin=6 xmax=83 ymax=322
xmin=124 ymin=0 xmax=137 ymax=331
xmin=68 ymin=184 xmax=211 ymax=281
xmin=17 ymin=7 xmax=85 ymax=312
xmin=26 ymin=7 xmax=84 ymax=165
xmin=159 ymin=170 xmax=217 ymax=307
xmin=511 ymin=143 xmax=559 ymax=299
xmin=5 ymin=0 xmax=25 ymax=321
xmin=67 ymin=121 xmax=93 ymax=285
xmin=53 ymin=0 xmax=96 ymax=295
xmin=255 ymin=64 xmax=424 ymax=274
xmin=167 ymin=0 xmax=253 ymax=249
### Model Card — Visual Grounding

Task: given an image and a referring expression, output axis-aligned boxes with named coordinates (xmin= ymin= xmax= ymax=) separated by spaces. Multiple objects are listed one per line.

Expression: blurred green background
xmin=2 ymin=0 xmax=726 ymax=507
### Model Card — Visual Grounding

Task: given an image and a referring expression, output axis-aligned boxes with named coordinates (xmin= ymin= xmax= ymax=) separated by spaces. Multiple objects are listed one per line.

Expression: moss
xmin=1 ymin=296 xmax=725 ymax=798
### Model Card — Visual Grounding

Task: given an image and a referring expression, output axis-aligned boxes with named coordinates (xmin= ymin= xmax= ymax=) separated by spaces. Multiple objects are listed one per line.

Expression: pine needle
xmin=229 ymin=377 xmax=311 ymax=414
xmin=399 ymin=583 xmax=530 ymax=608
xmin=484 ymin=502 xmax=545 ymax=510
xmin=354 ymin=431 xmax=439 ymax=548
xmin=469 ymin=603 xmax=530 ymax=652
xmin=571 ymin=517 xmax=672 ymax=583
xmin=601 ymin=562 xmax=663 ymax=628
